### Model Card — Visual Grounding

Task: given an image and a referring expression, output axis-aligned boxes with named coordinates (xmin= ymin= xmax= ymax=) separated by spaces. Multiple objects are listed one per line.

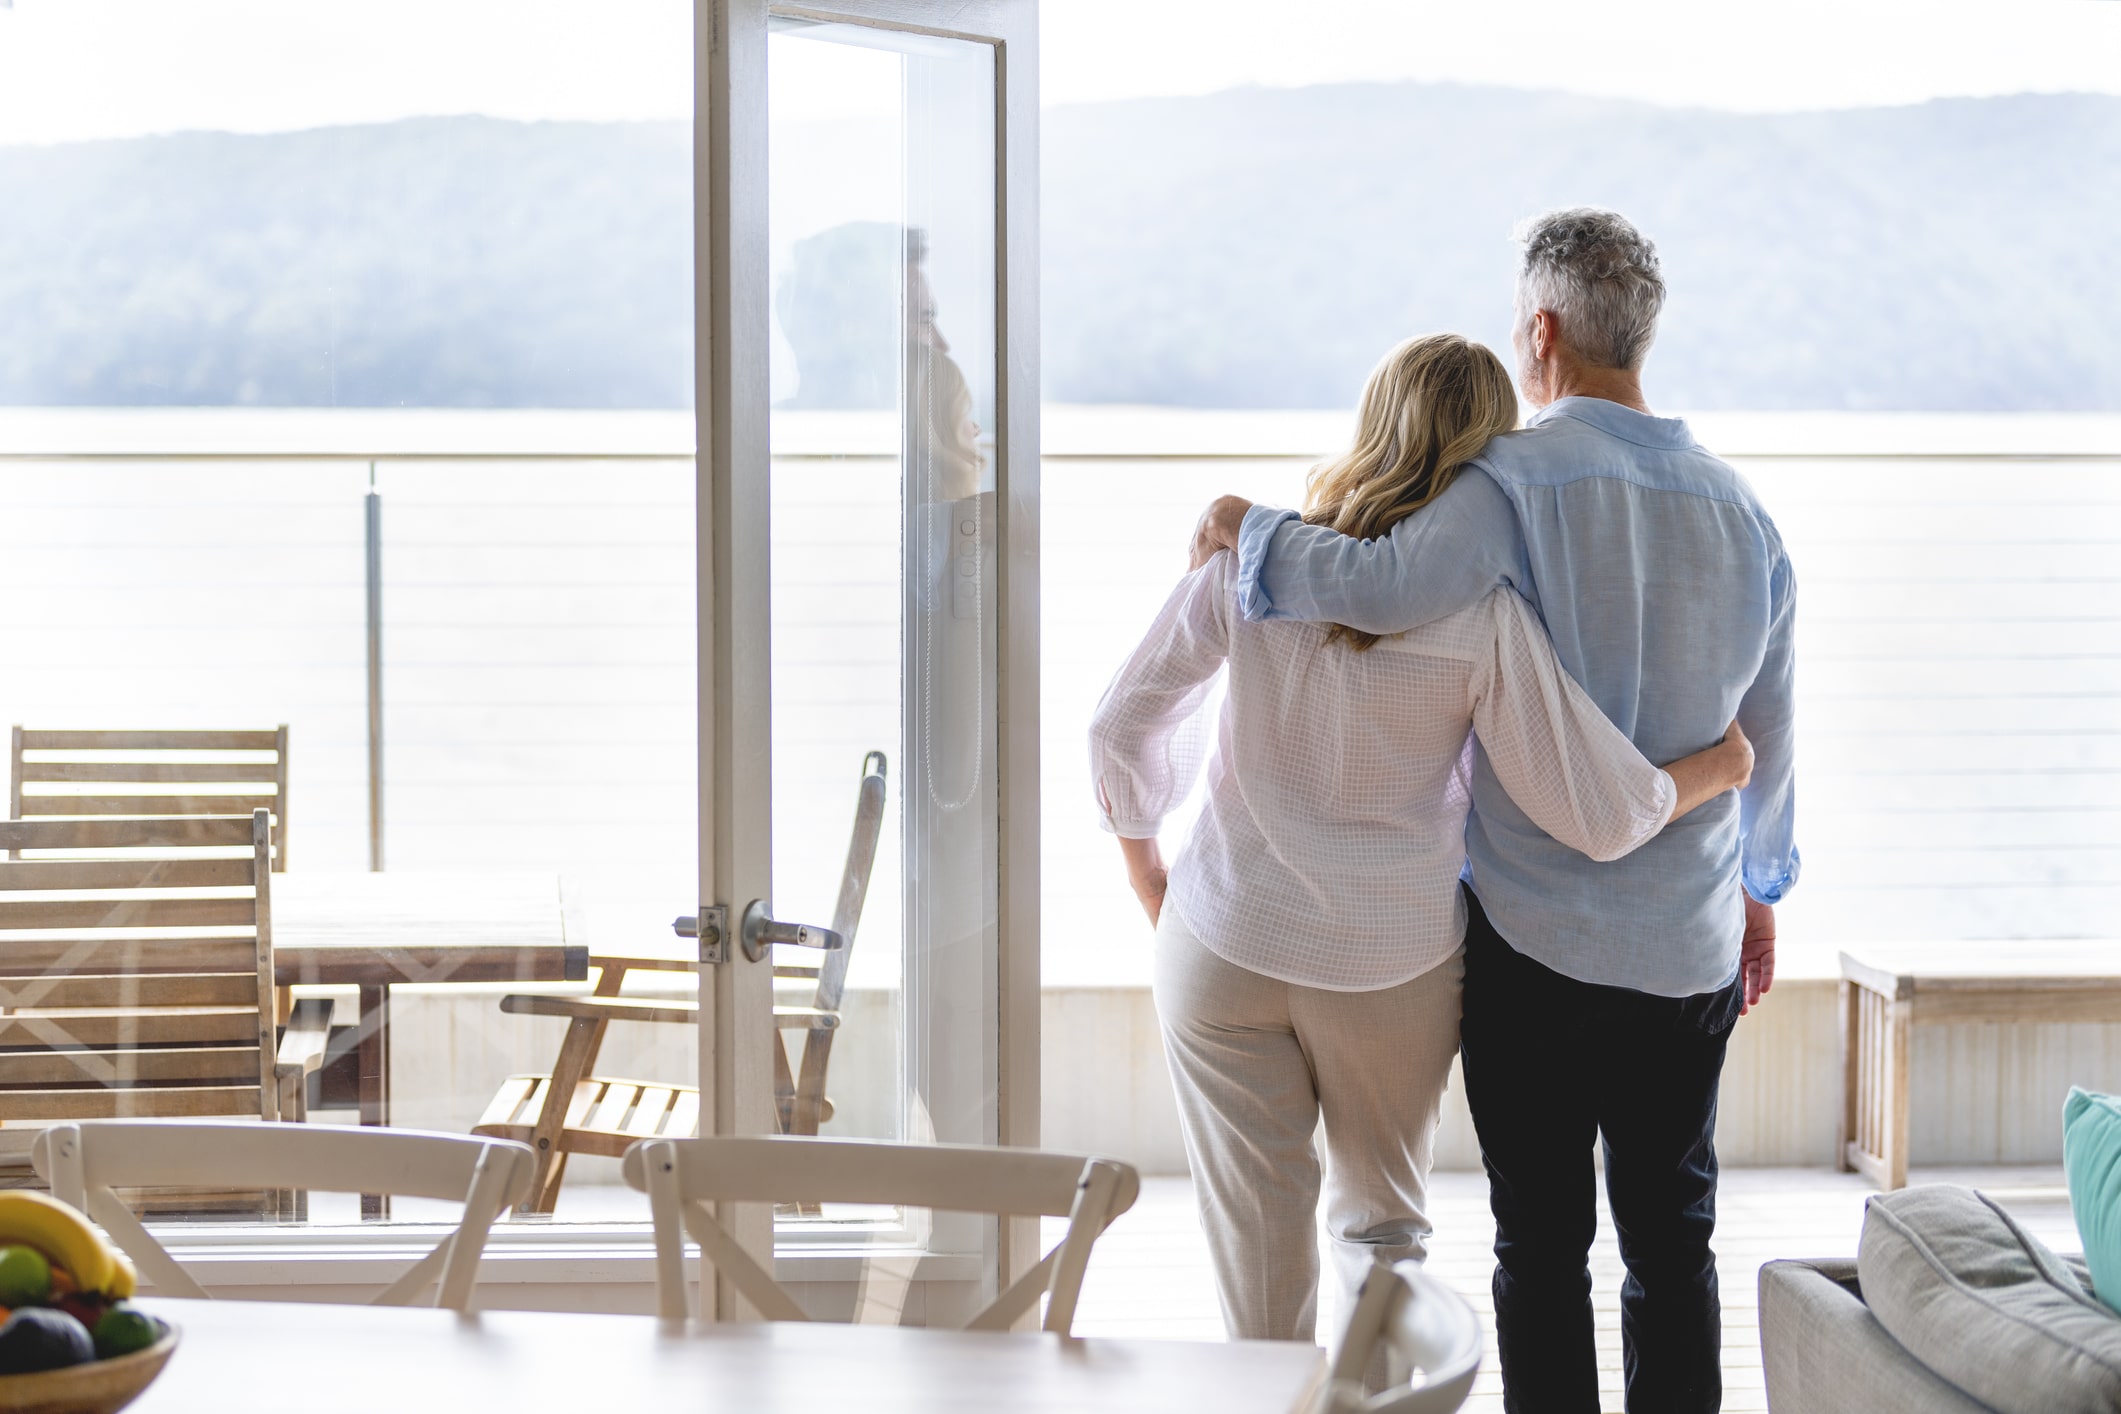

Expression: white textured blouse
xmin=1089 ymin=553 xmax=1678 ymax=991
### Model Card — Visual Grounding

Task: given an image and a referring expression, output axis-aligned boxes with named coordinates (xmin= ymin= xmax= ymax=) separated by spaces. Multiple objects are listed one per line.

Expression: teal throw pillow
xmin=2064 ymin=1086 xmax=2121 ymax=1314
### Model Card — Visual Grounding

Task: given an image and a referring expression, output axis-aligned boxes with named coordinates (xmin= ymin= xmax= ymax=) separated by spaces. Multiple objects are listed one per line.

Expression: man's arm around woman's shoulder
xmin=1189 ymin=469 xmax=1526 ymax=637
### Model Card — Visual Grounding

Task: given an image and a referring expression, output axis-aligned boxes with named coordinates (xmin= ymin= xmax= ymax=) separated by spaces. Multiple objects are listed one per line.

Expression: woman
xmin=1087 ymin=333 xmax=1752 ymax=1346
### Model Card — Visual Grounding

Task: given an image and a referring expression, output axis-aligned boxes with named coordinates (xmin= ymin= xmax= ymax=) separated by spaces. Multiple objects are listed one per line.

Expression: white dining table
xmin=130 ymin=1298 xmax=1326 ymax=1413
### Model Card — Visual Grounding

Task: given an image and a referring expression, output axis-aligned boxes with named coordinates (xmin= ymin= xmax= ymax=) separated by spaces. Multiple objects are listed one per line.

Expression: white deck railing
xmin=2 ymin=406 xmax=2117 ymax=1170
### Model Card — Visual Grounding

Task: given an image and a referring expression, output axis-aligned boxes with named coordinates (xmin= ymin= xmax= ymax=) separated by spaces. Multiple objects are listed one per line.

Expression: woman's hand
xmin=1661 ymin=719 xmax=1756 ymax=822
xmin=1117 ymin=835 xmax=1169 ymax=926
xmin=1718 ymin=719 xmax=1755 ymax=792
xmin=1130 ymin=864 xmax=1169 ymax=926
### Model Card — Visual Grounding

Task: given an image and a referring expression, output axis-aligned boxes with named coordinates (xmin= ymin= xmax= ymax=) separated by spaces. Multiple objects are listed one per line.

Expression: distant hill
xmin=0 ymin=119 xmax=693 ymax=407
xmin=1045 ymin=86 xmax=2121 ymax=411
xmin=0 ymin=85 xmax=2115 ymax=410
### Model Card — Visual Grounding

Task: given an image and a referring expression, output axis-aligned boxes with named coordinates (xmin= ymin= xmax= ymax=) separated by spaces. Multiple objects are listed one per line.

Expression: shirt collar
xmin=1529 ymin=396 xmax=1698 ymax=451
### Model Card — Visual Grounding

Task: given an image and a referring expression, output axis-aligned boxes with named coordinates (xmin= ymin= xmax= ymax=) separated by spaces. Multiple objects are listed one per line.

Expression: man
xmin=1189 ymin=207 xmax=1797 ymax=1413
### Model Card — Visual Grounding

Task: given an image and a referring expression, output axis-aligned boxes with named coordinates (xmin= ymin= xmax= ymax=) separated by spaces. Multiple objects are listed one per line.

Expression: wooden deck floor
xmin=1051 ymin=1165 xmax=2081 ymax=1413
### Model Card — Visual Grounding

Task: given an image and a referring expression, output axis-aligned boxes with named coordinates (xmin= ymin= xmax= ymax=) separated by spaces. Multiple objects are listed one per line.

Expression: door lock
xmin=673 ymin=906 xmax=730 ymax=965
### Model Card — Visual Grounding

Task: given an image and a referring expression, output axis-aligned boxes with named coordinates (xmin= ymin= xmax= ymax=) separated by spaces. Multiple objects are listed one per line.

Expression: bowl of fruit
xmin=0 ymin=1192 xmax=172 ymax=1414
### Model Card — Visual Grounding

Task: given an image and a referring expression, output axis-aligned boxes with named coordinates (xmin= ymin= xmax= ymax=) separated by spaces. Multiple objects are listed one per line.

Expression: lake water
xmin=1 ymin=406 xmax=2116 ymax=987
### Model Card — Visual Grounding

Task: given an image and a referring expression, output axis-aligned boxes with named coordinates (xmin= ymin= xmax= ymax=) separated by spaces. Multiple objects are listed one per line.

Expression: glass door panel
xmin=764 ymin=17 xmax=998 ymax=1259
xmin=0 ymin=0 xmax=695 ymax=1235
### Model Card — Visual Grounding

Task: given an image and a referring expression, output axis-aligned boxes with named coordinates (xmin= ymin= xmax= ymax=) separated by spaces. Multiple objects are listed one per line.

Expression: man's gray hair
xmin=1514 ymin=208 xmax=1666 ymax=372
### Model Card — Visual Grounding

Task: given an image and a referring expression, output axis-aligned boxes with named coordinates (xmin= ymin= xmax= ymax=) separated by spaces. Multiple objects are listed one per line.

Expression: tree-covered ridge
xmin=1 ymin=86 xmax=2115 ymax=410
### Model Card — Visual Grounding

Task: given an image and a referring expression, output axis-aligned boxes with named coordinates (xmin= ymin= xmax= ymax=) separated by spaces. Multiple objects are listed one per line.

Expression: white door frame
xmin=693 ymin=0 xmax=1040 ymax=1320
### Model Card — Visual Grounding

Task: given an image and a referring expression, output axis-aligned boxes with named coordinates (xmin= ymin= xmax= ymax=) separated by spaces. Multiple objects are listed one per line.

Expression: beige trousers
xmin=1154 ymin=904 xmax=1464 ymax=1346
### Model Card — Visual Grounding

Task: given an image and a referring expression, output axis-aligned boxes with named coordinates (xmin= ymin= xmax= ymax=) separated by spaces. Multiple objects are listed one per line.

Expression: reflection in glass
xmin=766 ymin=22 xmax=998 ymax=1267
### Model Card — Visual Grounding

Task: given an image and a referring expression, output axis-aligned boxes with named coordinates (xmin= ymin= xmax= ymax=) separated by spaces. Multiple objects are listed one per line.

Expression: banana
xmin=0 ymin=1192 xmax=116 ymax=1296
xmin=105 ymin=1248 xmax=136 ymax=1300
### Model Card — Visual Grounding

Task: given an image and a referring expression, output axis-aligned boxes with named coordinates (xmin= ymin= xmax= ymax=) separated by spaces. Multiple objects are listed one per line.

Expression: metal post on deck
xmin=365 ymin=462 xmax=385 ymax=872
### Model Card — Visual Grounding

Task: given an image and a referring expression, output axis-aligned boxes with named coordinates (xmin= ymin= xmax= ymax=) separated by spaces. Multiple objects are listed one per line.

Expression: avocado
xmin=0 ymin=1308 xmax=93 ymax=1374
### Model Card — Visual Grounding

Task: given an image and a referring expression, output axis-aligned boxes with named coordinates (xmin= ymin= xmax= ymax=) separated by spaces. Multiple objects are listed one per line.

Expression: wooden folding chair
xmin=0 ymin=811 xmax=331 ymax=1208
xmin=621 ymin=1135 xmax=1139 ymax=1334
xmin=1311 ymin=1259 xmax=1483 ymax=1414
xmin=0 ymin=810 xmax=325 ymax=1122
xmin=474 ymin=752 xmax=886 ymax=1213
xmin=770 ymin=749 xmax=885 ymax=1135
xmin=33 ymin=1121 xmax=534 ymax=1310
xmin=0 ymin=810 xmax=328 ymax=1215
xmin=10 ymin=727 xmax=291 ymax=869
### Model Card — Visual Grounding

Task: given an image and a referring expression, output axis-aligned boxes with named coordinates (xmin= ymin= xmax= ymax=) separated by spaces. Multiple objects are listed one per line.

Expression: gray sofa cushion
xmin=1760 ymin=1260 xmax=1994 ymax=1414
xmin=1859 ymin=1185 xmax=2121 ymax=1414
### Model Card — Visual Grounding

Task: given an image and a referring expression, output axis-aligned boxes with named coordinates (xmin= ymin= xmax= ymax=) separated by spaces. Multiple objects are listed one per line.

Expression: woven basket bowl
xmin=0 ymin=1324 xmax=178 ymax=1414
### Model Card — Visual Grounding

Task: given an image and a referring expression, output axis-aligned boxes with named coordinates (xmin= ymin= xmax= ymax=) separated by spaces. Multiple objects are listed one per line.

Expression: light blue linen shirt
xmin=1236 ymin=396 xmax=1798 ymax=997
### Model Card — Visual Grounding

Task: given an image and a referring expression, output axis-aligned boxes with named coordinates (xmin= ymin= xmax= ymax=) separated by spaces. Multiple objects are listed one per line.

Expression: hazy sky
xmin=0 ymin=0 xmax=2117 ymax=143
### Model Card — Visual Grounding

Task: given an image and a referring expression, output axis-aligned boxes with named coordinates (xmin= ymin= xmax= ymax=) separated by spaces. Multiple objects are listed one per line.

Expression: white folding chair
xmin=33 ymin=1120 xmax=535 ymax=1311
xmin=1313 ymin=1259 xmax=1483 ymax=1414
xmin=621 ymin=1135 xmax=1139 ymax=1334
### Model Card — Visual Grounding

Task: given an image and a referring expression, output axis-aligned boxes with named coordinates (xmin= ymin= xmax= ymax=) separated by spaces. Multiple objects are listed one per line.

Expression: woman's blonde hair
xmin=1301 ymin=333 xmax=1519 ymax=650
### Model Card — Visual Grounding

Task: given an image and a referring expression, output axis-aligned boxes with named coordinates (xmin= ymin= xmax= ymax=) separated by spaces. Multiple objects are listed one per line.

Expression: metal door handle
xmin=737 ymin=899 xmax=843 ymax=963
xmin=673 ymin=902 xmax=843 ymax=965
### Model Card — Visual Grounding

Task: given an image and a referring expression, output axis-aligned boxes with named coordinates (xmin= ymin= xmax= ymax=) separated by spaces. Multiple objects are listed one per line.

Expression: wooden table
xmin=1838 ymin=941 xmax=2121 ymax=1190
xmin=131 ymin=1298 xmax=1325 ymax=1413
xmin=273 ymin=872 xmax=589 ymax=1214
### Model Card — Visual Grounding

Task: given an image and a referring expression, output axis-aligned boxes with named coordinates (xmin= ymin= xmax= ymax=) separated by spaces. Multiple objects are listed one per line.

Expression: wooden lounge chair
xmin=621 ymin=1135 xmax=1139 ymax=1333
xmin=0 ymin=811 xmax=329 ymax=1213
xmin=8 ymin=729 xmax=327 ymax=1112
xmin=10 ymin=727 xmax=291 ymax=869
xmin=475 ymin=752 xmax=887 ymax=1213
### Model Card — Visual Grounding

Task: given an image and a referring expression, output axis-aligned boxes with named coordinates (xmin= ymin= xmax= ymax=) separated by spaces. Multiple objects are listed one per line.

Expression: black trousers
xmin=1458 ymin=887 xmax=1741 ymax=1414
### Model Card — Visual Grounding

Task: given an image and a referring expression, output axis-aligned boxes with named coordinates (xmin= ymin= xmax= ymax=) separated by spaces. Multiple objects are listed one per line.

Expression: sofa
xmin=1759 ymin=1186 xmax=2121 ymax=1414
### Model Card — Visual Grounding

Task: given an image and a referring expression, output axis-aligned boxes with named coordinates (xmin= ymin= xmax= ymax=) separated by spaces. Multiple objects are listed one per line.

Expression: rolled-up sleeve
xmin=1234 ymin=468 xmax=1528 ymax=633
xmin=1088 ymin=555 xmax=1234 ymax=839
xmin=1471 ymin=590 xmax=1678 ymax=863
xmin=1737 ymin=539 xmax=1800 ymax=902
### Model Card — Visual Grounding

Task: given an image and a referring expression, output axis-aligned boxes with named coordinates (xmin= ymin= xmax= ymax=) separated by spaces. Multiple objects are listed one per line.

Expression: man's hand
xmin=1188 ymin=495 xmax=1254 ymax=571
xmin=1739 ymin=893 xmax=1776 ymax=1015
